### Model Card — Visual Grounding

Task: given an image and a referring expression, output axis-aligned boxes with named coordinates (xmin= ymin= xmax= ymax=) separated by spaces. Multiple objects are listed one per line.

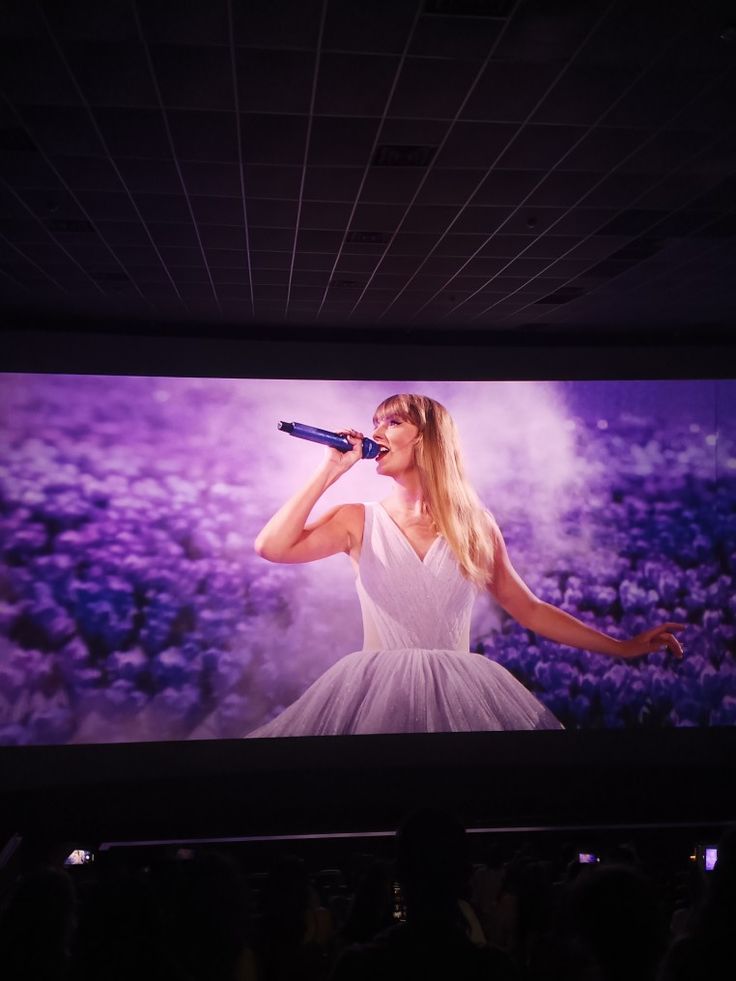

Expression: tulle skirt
xmin=246 ymin=647 xmax=562 ymax=737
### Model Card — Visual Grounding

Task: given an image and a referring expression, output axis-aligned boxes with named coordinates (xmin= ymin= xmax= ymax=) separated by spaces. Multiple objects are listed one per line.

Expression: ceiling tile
xmin=95 ymin=107 xmax=171 ymax=157
xmin=0 ymin=187 xmax=41 ymax=221
xmin=432 ymin=233 xmax=485 ymax=256
xmin=496 ymin=124 xmax=588 ymax=170
xmin=178 ymin=160 xmax=242 ymax=197
xmin=159 ymin=246 xmax=204 ymax=265
xmin=245 ymin=198 xmax=297 ymax=227
xmin=241 ymin=114 xmax=308 ymax=164
xmin=150 ymin=45 xmax=234 ymax=110
xmin=541 ymin=257 xmax=598 ymax=279
xmin=435 ymin=121 xmax=516 ymax=167
xmin=96 ymin=220 xmax=151 ymax=245
xmin=206 ymin=248 xmax=250 ymax=267
xmin=360 ymin=168 xmax=425 ymax=203
xmin=595 ymin=209 xmax=671 ymax=237
xmin=479 ymin=234 xmax=535 ymax=257
xmin=410 ymin=12 xmax=503 ymax=61
xmin=0 ymin=1 xmax=46 ymax=40
xmin=114 ymin=156 xmax=181 ymax=194
xmin=604 ymin=70 xmax=711 ymax=130
xmin=236 ymin=49 xmax=314 ymax=114
xmin=323 ymin=0 xmax=418 ymax=54
xmin=133 ymin=193 xmax=191 ymax=222
xmin=211 ymin=265 xmax=251 ymax=284
xmin=381 ymin=231 xmax=440 ymax=255
xmin=635 ymin=173 xmax=723 ymax=212
xmin=198 ymin=224 xmax=248 ymax=249
xmin=563 ymin=236 xmax=630 ymax=260
xmin=64 ymin=41 xmax=157 ymax=107
xmin=618 ymin=130 xmax=709 ymax=176
xmin=525 ymin=171 xmax=600 ymax=207
xmin=112 ymin=244 xmax=162 ymax=264
xmin=582 ymin=172 xmax=659 ymax=209
xmin=309 ymin=117 xmax=378 ymax=166
xmin=452 ymin=206 xmax=512 ymax=234
xmin=190 ymin=195 xmax=244 ymax=225
xmin=149 ymin=221 xmax=199 ymax=247
xmin=560 ymin=127 xmax=644 ymax=173
xmin=297 ymin=229 xmax=345 ymax=251
xmin=494 ymin=2 xmax=611 ymax=65
xmin=303 ymin=166 xmax=363 ymax=201
xmin=250 ymin=251 xmax=290 ymax=269
xmin=0 ymin=40 xmax=81 ymax=106
xmin=414 ymin=167 xmax=485 ymax=205
xmin=75 ymin=189 xmax=141 ymax=221
xmin=300 ymin=201 xmax=352 ymax=229
xmin=43 ymin=0 xmax=138 ymax=41
xmin=351 ymin=202 xmax=405 ymax=231
xmin=293 ymin=251 xmax=338 ymax=271
xmin=168 ymin=110 xmax=238 ymax=162
xmin=316 ymin=53 xmax=399 ymax=116
xmin=250 ymin=227 xmax=294 ymax=251
xmin=471 ymin=169 xmax=543 ymax=206
xmin=533 ymin=66 xmax=633 ymax=126
xmin=389 ymin=57 xmax=480 ymax=118
xmin=333 ymin=253 xmax=380 ymax=273
xmin=22 ymin=106 xmax=103 ymax=156
xmin=402 ymin=204 xmax=458 ymax=233
xmin=551 ymin=207 xmax=617 ymax=236
xmin=137 ymin=0 xmax=228 ymax=44
xmin=462 ymin=61 xmax=561 ymax=122
xmin=45 ymin=155 xmax=121 ymax=194
xmin=293 ymin=269 xmax=331 ymax=287
xmin=0 ymin=151 xmax=68 ymax=189
xmin=462 ymin=255 xmax=511 ymax=277
xmin=240 ymin=164 xmax=299 ymax=199
xmin=378 ymin=117 xmax=448 ymax=145
xmin=232 ymin=0 xmax=323 ymax=49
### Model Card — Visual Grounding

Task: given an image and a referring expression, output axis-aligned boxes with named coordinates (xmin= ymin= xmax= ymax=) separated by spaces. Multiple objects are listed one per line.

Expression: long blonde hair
xmin=373 ymin=394 xmax=497 ymax=588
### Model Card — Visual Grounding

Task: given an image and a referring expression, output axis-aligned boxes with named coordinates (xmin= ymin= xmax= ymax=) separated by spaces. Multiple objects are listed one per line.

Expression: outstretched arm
xmin=254 ymin=431 xmax=364 ymax=563
xmin=488 ymin=525 xmax=684 ymax=660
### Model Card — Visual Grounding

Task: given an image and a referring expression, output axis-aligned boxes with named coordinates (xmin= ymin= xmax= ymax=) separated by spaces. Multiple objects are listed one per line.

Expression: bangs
xmin=372 ymin=394 xmax=420 ymax=427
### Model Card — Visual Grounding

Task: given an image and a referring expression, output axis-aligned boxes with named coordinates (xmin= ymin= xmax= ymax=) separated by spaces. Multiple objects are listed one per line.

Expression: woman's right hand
xmin=326 ymin=428 xmax=365 ymax=474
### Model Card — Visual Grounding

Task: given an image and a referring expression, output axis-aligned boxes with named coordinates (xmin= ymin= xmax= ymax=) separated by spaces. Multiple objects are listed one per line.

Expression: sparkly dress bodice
xmin=356 ymin=501 xmax=476 ymax=652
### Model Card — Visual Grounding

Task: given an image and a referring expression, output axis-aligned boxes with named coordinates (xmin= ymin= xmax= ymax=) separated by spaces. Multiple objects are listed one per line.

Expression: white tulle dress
xmin=246 ymin=502 xmax=562 ymax=737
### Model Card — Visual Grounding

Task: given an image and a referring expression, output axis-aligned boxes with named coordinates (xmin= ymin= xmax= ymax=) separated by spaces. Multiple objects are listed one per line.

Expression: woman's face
xmin=372 ymin=412 xmax=421 ymax=477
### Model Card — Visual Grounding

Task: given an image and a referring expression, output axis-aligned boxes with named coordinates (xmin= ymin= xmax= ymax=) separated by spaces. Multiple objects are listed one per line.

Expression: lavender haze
xmin=0 ymin=374 xmax=733 ymax=744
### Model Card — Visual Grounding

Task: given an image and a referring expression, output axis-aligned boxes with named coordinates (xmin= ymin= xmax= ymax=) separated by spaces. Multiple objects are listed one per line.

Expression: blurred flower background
xmin=0 ymin=374 xmax=733 ymax=744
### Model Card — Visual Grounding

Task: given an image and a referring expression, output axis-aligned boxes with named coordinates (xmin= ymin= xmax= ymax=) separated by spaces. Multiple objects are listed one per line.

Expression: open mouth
xmin=376 ymin=445 xmax=390 ymax=459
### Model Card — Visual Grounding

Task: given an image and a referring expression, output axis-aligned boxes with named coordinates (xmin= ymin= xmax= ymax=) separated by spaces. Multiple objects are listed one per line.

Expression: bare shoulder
xmin=482 ymin=507 xmax=503 ymax=539
xmin=309 ymin=501 xmax=364 ymax=538
xmin=332 ymin=502 xmax=365 ymax=557
xmin=338 ymin=502 xmax=365 ymax=536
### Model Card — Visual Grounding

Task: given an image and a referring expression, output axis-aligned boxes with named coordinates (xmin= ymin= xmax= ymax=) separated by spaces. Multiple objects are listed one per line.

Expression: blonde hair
xmin=373 ymin=394 xmax=497 ymax=588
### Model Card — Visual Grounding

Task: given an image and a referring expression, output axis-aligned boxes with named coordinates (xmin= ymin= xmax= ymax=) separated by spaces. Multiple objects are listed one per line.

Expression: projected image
xmin=0 ymin=375 xmax=733 ymax=744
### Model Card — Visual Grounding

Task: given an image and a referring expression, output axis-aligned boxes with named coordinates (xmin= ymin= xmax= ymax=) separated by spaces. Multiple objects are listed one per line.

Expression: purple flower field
xmin=0 ymin=375 xmax=734 ymax=744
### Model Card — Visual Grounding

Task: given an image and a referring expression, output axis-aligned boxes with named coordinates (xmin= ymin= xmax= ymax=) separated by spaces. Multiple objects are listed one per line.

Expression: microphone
xmin=278 ymin=421 xmax=382 ymax=459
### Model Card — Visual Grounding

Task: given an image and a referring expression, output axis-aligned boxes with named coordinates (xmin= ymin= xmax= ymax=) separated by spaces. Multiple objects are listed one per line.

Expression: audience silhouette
xmin=331 ymin=808 xmax=518 ymax=980
xmin=0 ymin=821 xmax=732 ymax=981
xmin=660 ymin=827 xmax=736 ymax=981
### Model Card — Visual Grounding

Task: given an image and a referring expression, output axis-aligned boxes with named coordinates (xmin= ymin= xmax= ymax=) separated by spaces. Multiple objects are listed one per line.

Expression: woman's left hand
xmin=617 ymin=622 xmax=686 ymax=660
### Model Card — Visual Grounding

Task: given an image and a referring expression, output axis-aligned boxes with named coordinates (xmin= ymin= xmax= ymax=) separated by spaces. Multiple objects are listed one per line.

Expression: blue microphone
xmin=278 ymin=421 xmax=382 ymax=459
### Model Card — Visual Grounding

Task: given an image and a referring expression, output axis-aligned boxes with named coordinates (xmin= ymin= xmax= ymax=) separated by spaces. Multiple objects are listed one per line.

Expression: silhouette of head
xmin=395 ymin=809 xmax=470 ymax=919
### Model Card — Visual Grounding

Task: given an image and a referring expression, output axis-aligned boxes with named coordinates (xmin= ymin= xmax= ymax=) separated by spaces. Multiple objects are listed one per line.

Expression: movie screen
xmin=0 ymin=375 xmax=733 ymax=745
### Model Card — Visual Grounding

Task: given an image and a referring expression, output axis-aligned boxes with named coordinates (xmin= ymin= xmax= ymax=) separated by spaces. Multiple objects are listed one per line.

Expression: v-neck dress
xmin=246 ymin=502 xmax=561 ymax=736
